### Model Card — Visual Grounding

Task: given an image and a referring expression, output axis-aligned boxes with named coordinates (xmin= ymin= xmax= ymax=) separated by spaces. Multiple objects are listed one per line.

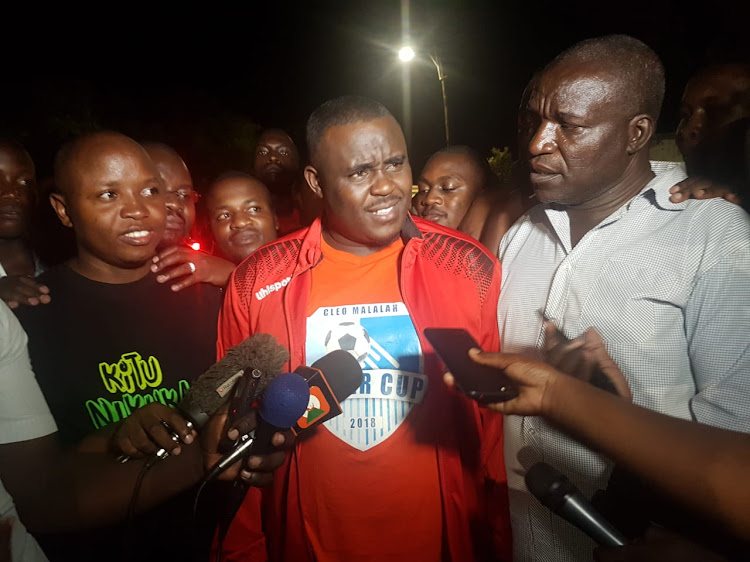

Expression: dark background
xmin=1 ymin=0 xmax=746 ymax=186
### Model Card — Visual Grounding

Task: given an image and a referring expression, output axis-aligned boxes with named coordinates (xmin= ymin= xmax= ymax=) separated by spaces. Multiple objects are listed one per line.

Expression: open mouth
xmin=120 ymin=229 xmax=154 ymax=245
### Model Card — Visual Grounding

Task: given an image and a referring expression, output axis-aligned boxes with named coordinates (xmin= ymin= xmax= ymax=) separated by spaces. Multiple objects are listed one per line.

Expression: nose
xmin=231 ymin=211 xmax=252 ymax=230
xmin=422 ymin=186 xmax=442 ymax=207
xmin=121 ymin=194 xmax=149 ymax=219
xmin=0 ymin=180 xmax=24 ymax=201
xmin=165 ymin=192 xmax=185 ymax=213
xmin=678 ymin=110 xmax=705 ymax=147
xmin=528 ymin=121 xmax=557 ymax=157
xmin=370 ymin=170 xmax=398 ymax=196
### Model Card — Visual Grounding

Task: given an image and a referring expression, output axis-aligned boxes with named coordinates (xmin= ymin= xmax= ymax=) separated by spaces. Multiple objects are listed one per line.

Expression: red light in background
xmin=190 ymin=242 xmax=201 ymax=251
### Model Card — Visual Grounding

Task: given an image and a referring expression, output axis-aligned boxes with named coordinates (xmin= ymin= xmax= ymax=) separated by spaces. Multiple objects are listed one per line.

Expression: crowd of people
xmin=1 ymin=33 xmax=749 ymax=562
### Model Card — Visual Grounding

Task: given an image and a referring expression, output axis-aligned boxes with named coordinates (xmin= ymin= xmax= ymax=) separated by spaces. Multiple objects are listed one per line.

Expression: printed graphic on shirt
xmin=306 ymin=302 xmax=425 ymax=451
xmin=86 ymin=350 xmax=190 ymax=430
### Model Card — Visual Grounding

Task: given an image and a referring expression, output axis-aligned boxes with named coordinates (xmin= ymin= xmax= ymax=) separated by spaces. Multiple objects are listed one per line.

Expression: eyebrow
xmin=213 ymin=198 xmax=266 ymax=209
xmin=556 ymin=111 xmax=586 ymax=122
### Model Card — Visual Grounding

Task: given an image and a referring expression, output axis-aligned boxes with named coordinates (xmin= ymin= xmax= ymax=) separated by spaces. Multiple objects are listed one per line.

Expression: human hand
xmin=0 ymin=275 xmax=50 ymax=309
xmin=444 ymin=349 xmax=559 ymax=415
xmin=668 ymin=176 xmax=740 ymax=205
xmin=593 ymin=525 xmax=728 ymax=562
xmin=202 ymin=406 xmax=295 ymax=487
xmin=543 ymin=323 xmax=631 ymax=400
xmin=109 ymin=403 xmax=196 ymax=459
xmin=151 ymin=246 xmax=235 ymax=292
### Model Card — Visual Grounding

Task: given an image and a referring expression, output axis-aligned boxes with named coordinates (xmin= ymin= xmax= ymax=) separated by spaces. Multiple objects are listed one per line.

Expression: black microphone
xmin=117 ymin=333 xmax=289 ymax=462
xmin=291 ymin=350 xmax=363 ymax=434
xmin=178 ymin=333 xmax=289 ymax=428
xmin=205 ymin=372 xmax=310 ymax=481
xmin=525 ymin=461 xmax=627 ymax=547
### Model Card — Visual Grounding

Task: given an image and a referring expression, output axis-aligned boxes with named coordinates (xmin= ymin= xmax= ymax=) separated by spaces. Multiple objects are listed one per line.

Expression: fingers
xmin=582 ymin=329 xmax=632 ymax=400
xmin=240 ymin=449 xmax=287 ymax=487
xmin=0 ymin=276 xmax=51 ymax=307
xmin=167 ymin=272 xmax=200 ymax=293
xmin=151 ymin=246 xmax=194 ymax=273
xmin=112 ymin=405 xmax=194 ymax=458
xmin=668 ymin=177 xmax=736 ymax=203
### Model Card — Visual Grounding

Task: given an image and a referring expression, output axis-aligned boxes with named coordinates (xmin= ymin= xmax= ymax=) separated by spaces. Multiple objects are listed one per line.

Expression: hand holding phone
xmin=424 ymin=328 xmax=518 ymax=404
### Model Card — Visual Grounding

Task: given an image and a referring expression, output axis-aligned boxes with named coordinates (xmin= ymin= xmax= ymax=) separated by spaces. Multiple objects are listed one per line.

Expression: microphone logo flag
xmin=298 ymin=386 xmax=331 ymax=429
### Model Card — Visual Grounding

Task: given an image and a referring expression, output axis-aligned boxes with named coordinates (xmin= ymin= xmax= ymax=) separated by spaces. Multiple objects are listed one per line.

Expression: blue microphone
xmin=206 ymin=372 xmax=310 ymax=480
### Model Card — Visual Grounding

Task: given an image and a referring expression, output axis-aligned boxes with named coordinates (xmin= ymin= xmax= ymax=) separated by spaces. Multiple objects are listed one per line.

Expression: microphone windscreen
xmin=311 ymin=350 xmax=363 ymax=401
xmin=525 ymin=462 xmax=577 ymax=512
xmin=179 ymin=333 xmax=290 ymax=425
xmin=260 ymin=372 xmax=311 ymax=428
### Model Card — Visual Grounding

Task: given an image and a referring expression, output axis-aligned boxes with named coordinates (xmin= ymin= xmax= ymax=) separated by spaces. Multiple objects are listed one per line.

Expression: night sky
xmin=2 ymin=0 xmax=745 ymax=185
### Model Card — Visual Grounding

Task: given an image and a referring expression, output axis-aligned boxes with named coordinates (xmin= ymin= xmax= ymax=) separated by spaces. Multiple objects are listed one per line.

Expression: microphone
xmin=178 ymin=333 xmax=289 ymax=428
xmin=205 ymin=372 xmax=310 ymax=481
xmin=117 ymin=333 xmax=289 ymax=462
xmin=291 ymin=350 xmax=363 ymax=434
xmin=525 ymin=461 xmax=627 ymax=547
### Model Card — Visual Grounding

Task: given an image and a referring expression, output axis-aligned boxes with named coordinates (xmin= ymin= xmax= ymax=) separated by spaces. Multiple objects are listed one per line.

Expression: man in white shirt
xmin=0 ymin=300 xmax=54 ymax=561
xmin=497 ymin=34 xmax=750 ymax=561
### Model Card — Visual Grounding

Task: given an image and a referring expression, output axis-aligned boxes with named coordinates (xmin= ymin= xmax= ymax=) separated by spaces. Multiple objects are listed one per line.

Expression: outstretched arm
xmin=447 ymin=346 xmax=750 ymax=542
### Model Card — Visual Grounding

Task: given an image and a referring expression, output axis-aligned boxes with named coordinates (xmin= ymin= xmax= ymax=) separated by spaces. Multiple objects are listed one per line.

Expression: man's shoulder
xmin=411 ymin=215 xmax=499 ymax=263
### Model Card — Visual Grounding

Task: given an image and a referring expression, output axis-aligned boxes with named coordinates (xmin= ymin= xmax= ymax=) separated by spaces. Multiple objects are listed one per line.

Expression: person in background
xmin=252 ymin=128 xmax=303 ymax=235
xmin=0 ymin=139 xmax=49 ymax=309
xmin=412 ymin=145 xmax=498 ymax=241
xmin=204 ymin=171 xmax=278 ymax=265
xmin=144 ymin=141 xmax=235 ymax=291
xmin=668 ymin=63 xmax=750 ymax=209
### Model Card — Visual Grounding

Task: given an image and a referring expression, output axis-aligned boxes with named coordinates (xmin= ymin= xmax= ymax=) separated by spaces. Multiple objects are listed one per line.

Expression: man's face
xmin=415 ymin=153 xmax=483 ymax=229
xmin=145 ymin=147 xmax=196 ymax=249
xmin=253 ymin=130 xmax=300 ymax=193
xmin=675 ymin=68 xmax=750 ymax=167
xmin=0 ymin=143 xmax=35 ymax=240
xmin=52 ymin=136 xmax=166 ymax=276
xmin=519 ymin=62 xmax=632 ymax=206
xmin=306 ymin=116 xmax=413 ymax=256
xmin=206 ymin=177 xmax=278 ymax=264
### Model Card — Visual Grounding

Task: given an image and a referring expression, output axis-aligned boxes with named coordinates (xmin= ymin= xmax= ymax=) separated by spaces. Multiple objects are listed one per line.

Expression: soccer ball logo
xmin=324 ymin=322 xmax=371 ymax=363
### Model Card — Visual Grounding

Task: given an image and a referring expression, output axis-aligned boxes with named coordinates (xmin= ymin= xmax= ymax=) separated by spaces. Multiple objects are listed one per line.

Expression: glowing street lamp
xmin=398 ymin=46 xmax=415 ymax=62
xmin=398 ymin=45 xmax=450 ymax=146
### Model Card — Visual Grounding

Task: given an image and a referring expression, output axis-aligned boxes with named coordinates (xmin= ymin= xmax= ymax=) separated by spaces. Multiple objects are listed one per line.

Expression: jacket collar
xmin=298 ymin=214 xmax=424 ymax=270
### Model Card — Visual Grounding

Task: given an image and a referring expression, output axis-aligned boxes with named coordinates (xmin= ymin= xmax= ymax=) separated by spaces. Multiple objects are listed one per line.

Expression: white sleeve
xmin=0 ymin=302 xmax=57 ymax=444
xmin=686 ymin=209 xmax=750 ymax=433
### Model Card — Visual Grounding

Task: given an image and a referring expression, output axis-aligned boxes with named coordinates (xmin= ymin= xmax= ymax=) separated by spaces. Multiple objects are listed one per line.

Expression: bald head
xmin=54 ymin=131 xmax=156 ymax=197
xmin=547 ymin=34 xmax=665 ymax=123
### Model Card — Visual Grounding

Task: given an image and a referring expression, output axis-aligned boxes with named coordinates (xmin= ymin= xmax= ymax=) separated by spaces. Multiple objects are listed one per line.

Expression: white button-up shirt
xmin=497 ymin=163 xmax=750 ymax=561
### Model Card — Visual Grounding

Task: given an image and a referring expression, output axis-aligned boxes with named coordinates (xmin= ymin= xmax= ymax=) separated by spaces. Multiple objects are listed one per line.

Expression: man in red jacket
xmin=217 ymin=96 xmax=511 ymax=561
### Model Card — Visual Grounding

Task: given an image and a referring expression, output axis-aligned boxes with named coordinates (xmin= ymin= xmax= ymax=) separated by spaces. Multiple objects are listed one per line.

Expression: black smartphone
xmin=424 ymin=328 xmax=518 ymax=404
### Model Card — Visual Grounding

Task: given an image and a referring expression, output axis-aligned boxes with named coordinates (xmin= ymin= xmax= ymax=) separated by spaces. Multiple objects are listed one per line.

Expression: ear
xmin=627 ymin=114 xmax=654 ymax=155
xmin=304 ymin=165 xmax=324 ymax=200
xmin=49 ymin=192 xmax=73 ymax=228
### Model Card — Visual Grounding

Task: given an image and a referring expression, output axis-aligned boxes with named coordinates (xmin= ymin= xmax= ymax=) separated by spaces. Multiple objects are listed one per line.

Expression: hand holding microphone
xmin=203 ymin=371 xmax=310 ymax=483
xmin=110 ymin=333 xmax=289 ymax=462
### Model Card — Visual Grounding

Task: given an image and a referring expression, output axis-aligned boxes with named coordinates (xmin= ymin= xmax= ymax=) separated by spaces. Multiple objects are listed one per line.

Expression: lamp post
xmin=398 ymin=46 xmax=450 ymax=147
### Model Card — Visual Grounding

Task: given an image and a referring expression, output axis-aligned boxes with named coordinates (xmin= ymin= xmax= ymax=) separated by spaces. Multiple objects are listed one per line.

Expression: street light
xmin=398 ymin=45 xmax=450 ymax=146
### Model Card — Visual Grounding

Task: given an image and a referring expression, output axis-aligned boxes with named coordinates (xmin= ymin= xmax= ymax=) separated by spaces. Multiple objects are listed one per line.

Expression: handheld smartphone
xmin=424 ymin=328 xmax=518 ymax=404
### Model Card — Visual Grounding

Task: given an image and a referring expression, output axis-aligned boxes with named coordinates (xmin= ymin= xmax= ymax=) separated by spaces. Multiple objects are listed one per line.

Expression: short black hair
xmin=423 ymin=145 xmax=497 ymax=190
xmin=306 ymin=96 xmax=394 ymax=165
xmin=548 ymin=34 xmax=665 ymax=123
